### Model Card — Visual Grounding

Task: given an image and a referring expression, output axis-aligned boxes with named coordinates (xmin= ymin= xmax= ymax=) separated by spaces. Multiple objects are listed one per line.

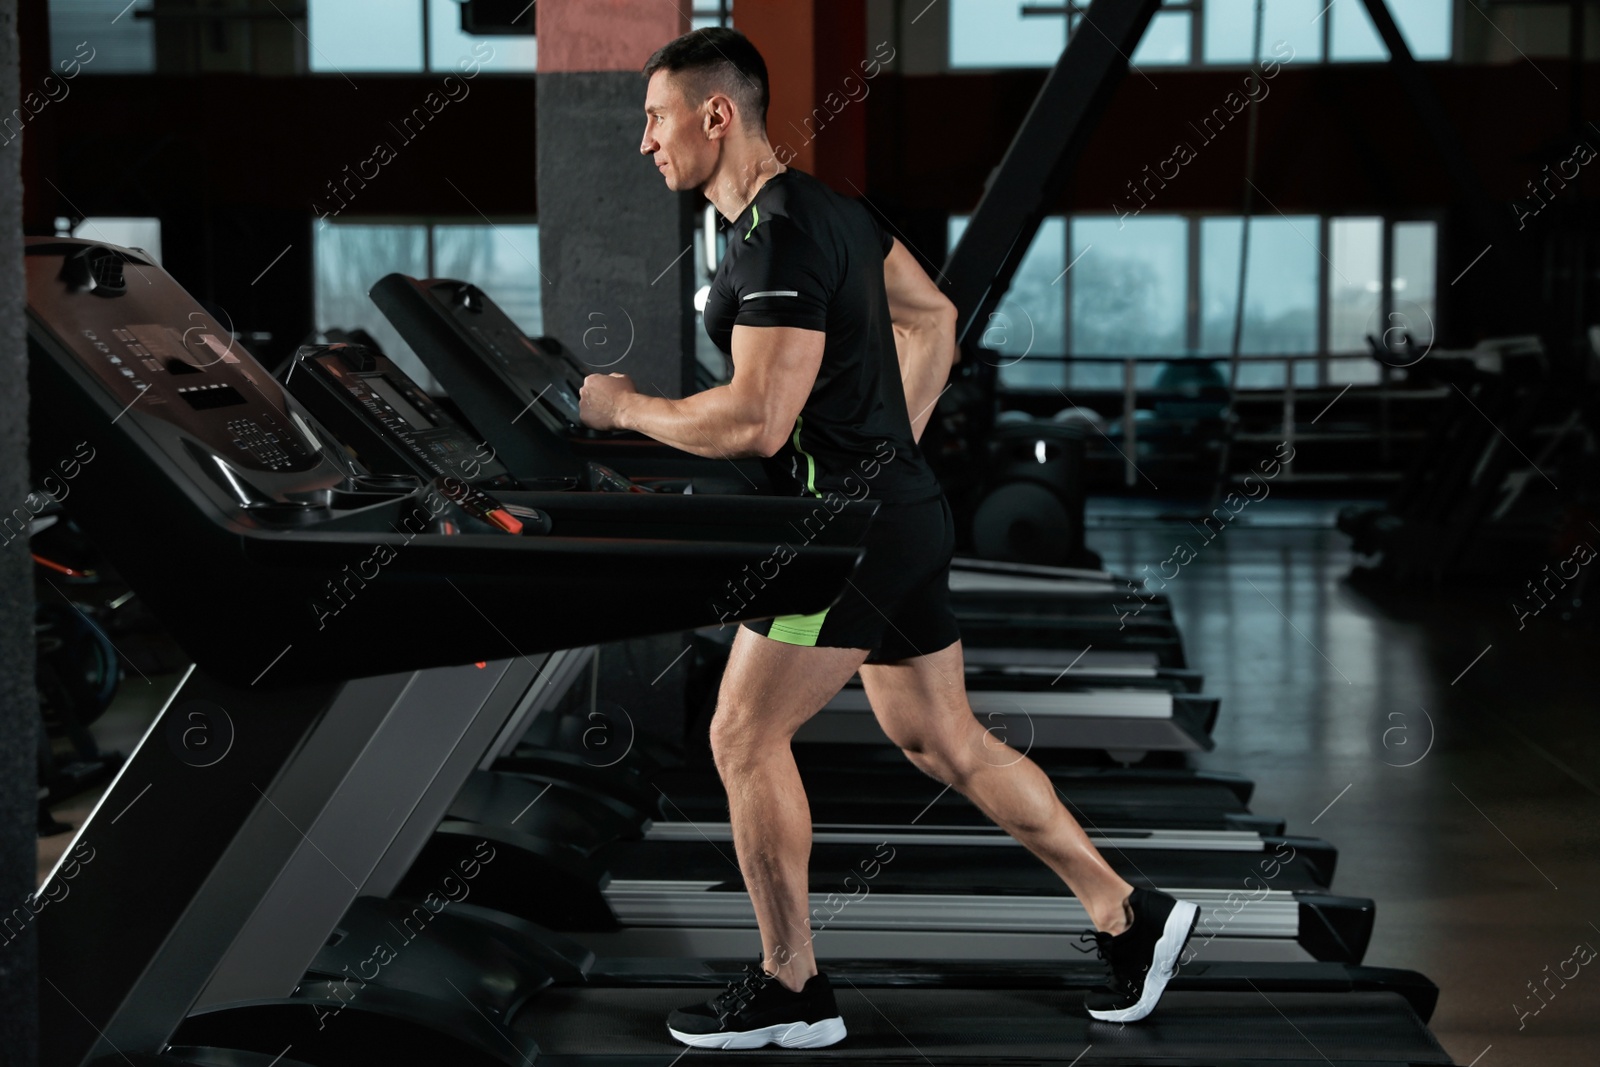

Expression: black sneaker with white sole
xmin=1082 ymin=887 xmax=1200 ymax=1023
xmin=667 ymin=962 xmax=847 ymax=1050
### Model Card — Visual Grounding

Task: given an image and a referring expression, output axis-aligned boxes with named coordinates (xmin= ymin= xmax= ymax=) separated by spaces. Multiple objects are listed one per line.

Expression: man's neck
xmin=703 ymin=138 xmax=787 ymax=222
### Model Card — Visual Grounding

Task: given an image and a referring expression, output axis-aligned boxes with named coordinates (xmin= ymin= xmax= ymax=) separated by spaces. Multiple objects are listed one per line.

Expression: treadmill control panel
xmin=292 ymin=344 xmax=519 ymax=490
xmin=370 ymin=274 xmax=651 ymax=494
xmin=28 ymin=243 xmax=326 ymax=480
xmin=428 ymin=280 xmax=586 ymax=435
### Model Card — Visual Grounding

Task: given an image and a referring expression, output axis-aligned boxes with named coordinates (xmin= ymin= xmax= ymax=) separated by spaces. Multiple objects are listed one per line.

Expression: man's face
xmin=641 ymin=70 xmax=715 ymax=192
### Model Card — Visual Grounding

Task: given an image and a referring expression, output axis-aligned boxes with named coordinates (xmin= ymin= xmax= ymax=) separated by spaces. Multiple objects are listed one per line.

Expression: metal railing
xmin=1001 ymin=354 xmax=1437 ymax=486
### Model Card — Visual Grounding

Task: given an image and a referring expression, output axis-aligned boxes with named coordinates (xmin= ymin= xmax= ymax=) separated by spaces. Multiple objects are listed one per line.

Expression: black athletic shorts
xmin=744 ymin=494 xmax=961 ymax=663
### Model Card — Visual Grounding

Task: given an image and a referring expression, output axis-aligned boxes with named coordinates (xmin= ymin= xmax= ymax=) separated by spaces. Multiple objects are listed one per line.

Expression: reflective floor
xmin=1091 ymin=500 xmax=1600 ymax=1067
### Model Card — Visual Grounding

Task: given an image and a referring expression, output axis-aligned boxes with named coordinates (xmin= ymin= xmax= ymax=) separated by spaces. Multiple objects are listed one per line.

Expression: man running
xmin=577 ymin=27 xmax=1198 ymax=1050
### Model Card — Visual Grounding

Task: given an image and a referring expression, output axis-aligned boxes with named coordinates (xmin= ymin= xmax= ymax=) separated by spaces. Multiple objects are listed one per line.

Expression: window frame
xmin=312 ymin=215 xmax=544 ymax=390
xmin=951 ymin=208 xmax=1443 ymax=392
xmin=945 ymin=0 xmax=1460 ymax=71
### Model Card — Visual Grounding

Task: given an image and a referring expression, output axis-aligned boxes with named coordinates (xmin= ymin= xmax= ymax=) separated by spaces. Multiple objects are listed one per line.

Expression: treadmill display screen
xmin=178 ymin=383 xmax=247 ymax=410
xmin=367 ymin=376 xmax=433 ymax=430
xmin=291 ymin=343 xmax=522 ymax=491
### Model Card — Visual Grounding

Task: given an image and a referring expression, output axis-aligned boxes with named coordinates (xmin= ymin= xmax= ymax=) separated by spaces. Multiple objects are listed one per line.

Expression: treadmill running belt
xmin=522 ymin=987 xmax=1453 ymax=1063
xmin=654 ymin=770 xmax=1256 ymax=823
xmin=604 ymin=840 xmax=1328 ymax=892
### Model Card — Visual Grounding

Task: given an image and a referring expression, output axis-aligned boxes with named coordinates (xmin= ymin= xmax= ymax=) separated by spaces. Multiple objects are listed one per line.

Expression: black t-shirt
xmin=703 ymin=168 xmax=942 ymax=506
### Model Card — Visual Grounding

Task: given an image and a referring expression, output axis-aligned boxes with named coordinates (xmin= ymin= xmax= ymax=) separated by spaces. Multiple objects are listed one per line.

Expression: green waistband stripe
xmin=765 ymin=608 xmax=830 ymax=646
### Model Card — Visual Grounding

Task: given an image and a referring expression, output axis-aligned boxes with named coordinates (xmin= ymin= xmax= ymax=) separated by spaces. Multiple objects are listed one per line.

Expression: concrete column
xmin=0 ymin=0 xmax=38 ymax=1061
xmin=536 ymin=0 xmax=695 ymax=399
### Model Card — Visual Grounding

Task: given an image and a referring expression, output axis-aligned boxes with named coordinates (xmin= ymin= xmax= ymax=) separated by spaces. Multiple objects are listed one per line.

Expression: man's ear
xmin=704 ymin=94 xmax=733 ymax=140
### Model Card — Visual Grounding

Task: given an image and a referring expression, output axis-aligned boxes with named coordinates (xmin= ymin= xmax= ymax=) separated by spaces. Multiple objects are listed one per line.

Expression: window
xmin=1391 ymin=221 xmax=1436 ymax=346
xmin=953 ymin=211 xmax=1436 ymax=391
xmin=427 ymin=0 xmax=537 ymax=73
xmin=1204 ymin=0 xmax=1257 ymax=63
xmin=1324 ymin=216 xmax=1384 ymax=383
xmin=432 ymin=223 xmax=542 ymax=335
xmin=313 ymin=220 xmax=542 ymax=390
xmin=949 ymin=0 xmax=1067 ymax=68
xmin=314 ymin=223 xmax=430 ymax=384
xmin=307 ymin=0 xmax=536 ymax=74
xmin=1325 ymin=217 xmax=1437 ymax=380
xmin=1328 ymin=0 xmax=1388 ymax=60
xmin=949 ymin=216 xmax=1067 ymax=390
xmin=50 ymin=0 xmax=537 ymax=75
xmin=1133 ymin=7 xmax=1196 ymax=67
xmin=1330 ymin=0 xmax=1452 ymax=61
xmin=692 ymin=1 xmax=735 ymax=30
xmin=948 ymin=0 xmax=1452 ymax=69
xmin=50 ymin=0 xmax=154 ymax=73
xmin=1199 ymin=216 xmax=1320 ymax=357
xmin=63 ymin=217 xmax=162 ymax=263
xmin=309 ymin=0 xmax=422 ymax=72
xmin=693 ymin=214 xmax=731 ymax=384
xmin=1072 ymin=216 xmax=1189 ymax=358
xmin=1198 ymin=216 xmax=1321 ymax=388
xmin=1205 ymin=0 xmax=1324 ymax=63
xmin=1326 ymin=217 xmax=1383 ymax=353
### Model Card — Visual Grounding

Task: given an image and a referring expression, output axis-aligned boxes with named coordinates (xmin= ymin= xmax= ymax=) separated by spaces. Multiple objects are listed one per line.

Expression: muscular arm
xmin=884 ymin=238 xmax=958 ymax=441
xmin=580 ymin=325 xmax=824 ymax=459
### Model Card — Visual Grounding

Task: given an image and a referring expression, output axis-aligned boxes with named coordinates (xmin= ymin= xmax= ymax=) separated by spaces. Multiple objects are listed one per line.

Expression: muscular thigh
xmin=858 ymin=640 xmax=982 ymax=752
xmin=716 ymin=625 xmax=870 ymax=740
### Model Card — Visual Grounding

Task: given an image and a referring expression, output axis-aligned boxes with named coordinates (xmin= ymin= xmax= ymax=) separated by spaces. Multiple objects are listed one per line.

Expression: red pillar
xmin=736 ymin=0 xmax=868 ymax=192
xmin=536 ymin=0 xmax=686 ymax=72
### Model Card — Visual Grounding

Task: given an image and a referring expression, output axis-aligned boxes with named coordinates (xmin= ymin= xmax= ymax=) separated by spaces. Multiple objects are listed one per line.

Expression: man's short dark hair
xmin=642 ymin=27 xmax=769 ymax=132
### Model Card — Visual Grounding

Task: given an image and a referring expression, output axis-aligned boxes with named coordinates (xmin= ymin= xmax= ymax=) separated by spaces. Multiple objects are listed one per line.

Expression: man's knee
xmin=709 ymin=699 xmax=780 ymax=771
xmin=900 ymin=745 xmax=946 ymax=783
xmin=899 ymin=731 xmax=981 ymax=787
xmin=707 ymin=705 xmax=748 ymax=765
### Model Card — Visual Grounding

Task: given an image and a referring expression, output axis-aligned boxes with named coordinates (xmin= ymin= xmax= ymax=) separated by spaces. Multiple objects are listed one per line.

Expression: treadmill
xmin=367 ymin=272 xmax=1210 ymax=748
xmin=27 ymin=237 xmax=863 ymax=1066
xmin=30 ymin=238 xmax=1455 ymax=1067
xmin=272 ymin=323 xmax=1373 ymax=966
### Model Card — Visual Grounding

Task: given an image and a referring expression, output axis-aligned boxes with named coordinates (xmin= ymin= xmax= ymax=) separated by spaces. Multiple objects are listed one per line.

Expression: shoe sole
xmin=669 ymin=1016 xmax=847 ymax=1050
xmin=1086 ymin=900 xmax=1200 ymax=1024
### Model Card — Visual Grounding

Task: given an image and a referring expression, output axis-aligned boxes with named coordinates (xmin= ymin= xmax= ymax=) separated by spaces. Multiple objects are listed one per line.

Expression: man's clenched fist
xmin=579 ymin=372 xmax=637 ymax=431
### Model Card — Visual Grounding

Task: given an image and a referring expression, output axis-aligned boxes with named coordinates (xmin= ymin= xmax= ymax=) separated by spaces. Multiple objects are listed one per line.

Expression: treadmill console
xmin=369 ymin=274 xmax=649 ymax=492
xmin=24 ymin=240 xmax=546 ymax=536
xmin=27 ymin=242 xmax=349 ymax=512
xmin=427 ymin=279 xmax=584 ymax=435
xmin=290 ymin=343 xmax=519 ymax=490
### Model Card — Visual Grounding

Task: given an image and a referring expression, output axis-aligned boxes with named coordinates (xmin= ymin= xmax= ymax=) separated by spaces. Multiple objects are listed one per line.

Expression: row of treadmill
xmin=31 ymin=237 xmax=1460 ymax=1065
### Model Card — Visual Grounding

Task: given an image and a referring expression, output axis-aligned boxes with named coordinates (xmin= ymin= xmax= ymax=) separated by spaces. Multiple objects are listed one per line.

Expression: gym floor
xmin=1090 ymin=497 xmax=1600 ymax=1067
xmin=39 ymin=498 xmax=1599 ymax=1066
